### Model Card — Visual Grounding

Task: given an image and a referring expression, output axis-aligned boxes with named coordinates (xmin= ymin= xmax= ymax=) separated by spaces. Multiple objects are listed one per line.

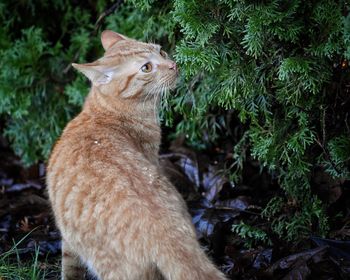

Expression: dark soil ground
xmin=0 ymin=134 xmax=349 ymax=279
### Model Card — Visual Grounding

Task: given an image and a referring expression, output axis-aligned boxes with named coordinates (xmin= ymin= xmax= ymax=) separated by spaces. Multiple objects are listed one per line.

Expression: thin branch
xmin=321 ymin=105 xmax=326 ymax=146
xmin=93 ymin=0 xmax=124 ymax=34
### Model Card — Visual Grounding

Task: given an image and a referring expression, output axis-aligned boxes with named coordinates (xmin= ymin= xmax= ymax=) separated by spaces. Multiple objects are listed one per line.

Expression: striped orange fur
xmin=47 ymin=30 xmax=227 ymax=280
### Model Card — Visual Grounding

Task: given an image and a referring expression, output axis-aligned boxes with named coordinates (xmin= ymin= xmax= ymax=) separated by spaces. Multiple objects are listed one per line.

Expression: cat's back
xmin=47 ymin=111 xmax=135 ymax=200
xmin=47 ymin=110 xmax=157 ymax=234
xmin=48 ymin=110 xmax=134 ymax=175
xmin=47 ymin=108 xmax=161 ymax=202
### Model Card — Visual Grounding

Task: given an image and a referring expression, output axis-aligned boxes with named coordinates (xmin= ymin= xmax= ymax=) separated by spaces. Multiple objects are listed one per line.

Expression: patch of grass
xmin=0 ymin=232 xmax=60 ymax=280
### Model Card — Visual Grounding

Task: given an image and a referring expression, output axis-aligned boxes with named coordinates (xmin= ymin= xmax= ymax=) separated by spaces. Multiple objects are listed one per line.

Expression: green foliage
xmin=263 ymin=195 xmax=329 ymax=241
xmin=321 ymin=135 xmax=350 ymax=178
xmin=0 ymin=0 xmax=172 ymax=165
xmin=262 ymin=197 xmax=284 ymax=219
xmin=232 ymin=221 xmax=272 ymax=248
xmin=160 ymin=0 xmax=350 ymax=243
xmin=0 ymin=27 xmax=74 ymax=163
xmin=0 ymin=1 xmax=96 ymax=164
xmin=1 ymin=0 xmax=349 ymax=244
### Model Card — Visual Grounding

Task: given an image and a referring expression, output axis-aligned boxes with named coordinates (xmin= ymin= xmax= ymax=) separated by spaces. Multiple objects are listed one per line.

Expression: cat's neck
xmin=84 ymin=87 xmax=160 ymax=122
xmin=82 ymin=87 xmax=161 ymax=165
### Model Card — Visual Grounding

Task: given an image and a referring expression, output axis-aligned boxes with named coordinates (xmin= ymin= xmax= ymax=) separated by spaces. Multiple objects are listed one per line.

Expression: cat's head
xmin=72 ymin=30 xmax=178 ymax=99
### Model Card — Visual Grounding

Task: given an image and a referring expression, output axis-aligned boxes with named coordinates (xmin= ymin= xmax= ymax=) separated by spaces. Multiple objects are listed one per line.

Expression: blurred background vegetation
xmin=1 ymin=0 xmax=350 ymax=251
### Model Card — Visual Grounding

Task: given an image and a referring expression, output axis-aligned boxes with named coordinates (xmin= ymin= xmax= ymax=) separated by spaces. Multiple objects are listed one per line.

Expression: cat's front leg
xmin=61 ymin=239 xmax=86 ymax=280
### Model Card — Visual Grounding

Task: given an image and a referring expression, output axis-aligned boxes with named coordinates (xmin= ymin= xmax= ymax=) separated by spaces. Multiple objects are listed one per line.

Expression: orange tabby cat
xmin=47 ymin=30 xmax=227 ymax=280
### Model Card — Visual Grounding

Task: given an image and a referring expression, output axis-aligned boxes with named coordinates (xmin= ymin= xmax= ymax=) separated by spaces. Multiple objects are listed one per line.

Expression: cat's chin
xmin=166 ymin=78 xmax=178 ymax=91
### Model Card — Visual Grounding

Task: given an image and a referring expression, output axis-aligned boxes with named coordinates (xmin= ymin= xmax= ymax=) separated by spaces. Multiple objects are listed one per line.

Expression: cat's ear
xmin=72 ymin=62 xmax=115 ymax=85
xmin=101 ymin=30 xmax=128 ymax=50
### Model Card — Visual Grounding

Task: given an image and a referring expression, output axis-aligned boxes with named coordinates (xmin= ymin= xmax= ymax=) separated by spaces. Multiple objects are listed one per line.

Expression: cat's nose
xmin=169 ymin=62 xmax=177 ymax=72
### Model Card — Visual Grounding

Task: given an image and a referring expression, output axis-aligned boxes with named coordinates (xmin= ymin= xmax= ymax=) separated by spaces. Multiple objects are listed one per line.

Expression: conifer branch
xmin=63 ymin=0 xmax=124 ymax=73
xmin=315 ymin=138 xmax=342 ymax=177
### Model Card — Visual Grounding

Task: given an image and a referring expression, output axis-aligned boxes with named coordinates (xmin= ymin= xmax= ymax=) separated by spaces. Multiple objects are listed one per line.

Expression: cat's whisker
xmin=153 ymin=86 xmax=162 ymax=122
xmin=142 ymin=90 xmax=153 ymax=110
xmin=142 ymin=84 xmax=161 ymax=112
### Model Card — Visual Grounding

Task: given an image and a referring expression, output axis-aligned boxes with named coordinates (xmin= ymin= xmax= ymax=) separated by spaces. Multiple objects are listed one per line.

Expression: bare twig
xmin=321 ymin=105 xmax=326 ymax=146
xmin=93 ymin=0 xmax=124 ymax=34
xmin=345 ymin=112 xmax=350 ymax=134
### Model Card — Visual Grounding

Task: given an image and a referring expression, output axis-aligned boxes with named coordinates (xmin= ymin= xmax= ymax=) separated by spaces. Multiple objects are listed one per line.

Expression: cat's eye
xmin=141 ymin=62 xmax=153 ymax=73
xmin=160 ymin=50 xmax=167 ymax=58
